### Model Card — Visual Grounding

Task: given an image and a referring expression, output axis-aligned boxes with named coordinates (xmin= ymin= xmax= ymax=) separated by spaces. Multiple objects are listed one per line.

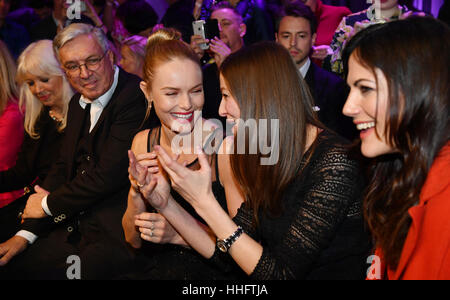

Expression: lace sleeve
xmin=250 ymin=145 xmax=365 ymax=280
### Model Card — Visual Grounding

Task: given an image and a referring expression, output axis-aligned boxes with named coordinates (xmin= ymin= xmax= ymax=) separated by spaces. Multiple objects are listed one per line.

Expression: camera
xmin=192 ymin=19 xmax=220 ymax=50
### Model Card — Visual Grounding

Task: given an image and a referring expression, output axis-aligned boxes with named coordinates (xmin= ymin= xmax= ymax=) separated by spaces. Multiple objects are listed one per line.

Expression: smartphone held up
xmin=192 ymin=19 xmax=220 ymax=50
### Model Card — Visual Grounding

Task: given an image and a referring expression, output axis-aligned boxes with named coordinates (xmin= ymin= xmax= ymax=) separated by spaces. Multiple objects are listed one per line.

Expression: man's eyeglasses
xmin=63 ymin=51 xmax=108 ymax=77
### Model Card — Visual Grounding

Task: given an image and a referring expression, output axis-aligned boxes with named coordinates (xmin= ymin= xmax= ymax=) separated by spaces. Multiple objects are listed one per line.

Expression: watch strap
xmin=217 ymin=226 xmax=244 ymax=253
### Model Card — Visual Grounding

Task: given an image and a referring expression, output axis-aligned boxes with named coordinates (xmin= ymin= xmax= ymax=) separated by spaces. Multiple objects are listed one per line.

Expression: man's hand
xmin=0 ymin=236 xmax=28 ymax=266
xmin=312 ymin=45 xmax=332 ymax=60
xmin=399 ymin=11 xmax=426 ymax=20
xmin=190 ymin=34 xmax=208 ymax=60
xmin=22 ymin=185 xmax=50 ymax=219
xmin=209 ymin=37 xmax=231 ymax=68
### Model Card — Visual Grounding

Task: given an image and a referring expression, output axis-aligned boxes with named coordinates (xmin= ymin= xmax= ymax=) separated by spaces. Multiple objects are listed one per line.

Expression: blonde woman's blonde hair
xmin=16 ymin=40 xmax=74 ymax=139
xmin=0 ymin=40 xmax=19 ymax=115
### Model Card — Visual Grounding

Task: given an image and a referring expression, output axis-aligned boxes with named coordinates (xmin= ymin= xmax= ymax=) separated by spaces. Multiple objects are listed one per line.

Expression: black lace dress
xmin=210 ymin=130 xmax=372 ymax=279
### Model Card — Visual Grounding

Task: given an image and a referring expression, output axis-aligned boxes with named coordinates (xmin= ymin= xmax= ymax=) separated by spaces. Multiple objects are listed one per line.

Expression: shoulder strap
xmin=147 ymin=126 xmax=161 ymax=153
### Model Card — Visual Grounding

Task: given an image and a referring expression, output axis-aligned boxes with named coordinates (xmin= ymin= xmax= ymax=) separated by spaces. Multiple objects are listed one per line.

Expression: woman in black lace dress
xmin=140 ymin=41 xmax=372 ymax=279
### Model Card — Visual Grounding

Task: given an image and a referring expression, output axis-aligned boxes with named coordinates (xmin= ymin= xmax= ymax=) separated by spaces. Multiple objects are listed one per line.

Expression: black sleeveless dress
xmin=129 ymin=127 xmax=245 ymax=280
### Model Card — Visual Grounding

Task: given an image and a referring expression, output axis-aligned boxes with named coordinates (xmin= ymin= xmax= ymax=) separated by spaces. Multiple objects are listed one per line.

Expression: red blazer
xmin=370 ymin=143 xmax=450 ymax=280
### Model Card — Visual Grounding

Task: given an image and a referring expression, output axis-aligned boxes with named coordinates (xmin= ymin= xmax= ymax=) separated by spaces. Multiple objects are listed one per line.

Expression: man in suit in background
xmin=0 ymin=23 xmax=147 ymax=279
xmin=276 ymin=1 xmax=357 ymax=141
xmin=30 ymin=0 xmax=74 ymax=41
xmin=30 ymin=0 xmax=103 ymax=42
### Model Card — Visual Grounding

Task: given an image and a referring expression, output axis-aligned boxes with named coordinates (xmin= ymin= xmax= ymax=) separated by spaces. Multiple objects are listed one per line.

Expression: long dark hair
xmin=220 ymin=41 xmax=322 ymax=225
xmin=342 ymin=17 xmax=450 ymax=269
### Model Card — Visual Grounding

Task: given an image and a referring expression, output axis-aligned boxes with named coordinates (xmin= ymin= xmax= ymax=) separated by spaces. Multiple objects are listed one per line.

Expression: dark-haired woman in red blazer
xmin=342 ymin=17 xmax=450 ymax=279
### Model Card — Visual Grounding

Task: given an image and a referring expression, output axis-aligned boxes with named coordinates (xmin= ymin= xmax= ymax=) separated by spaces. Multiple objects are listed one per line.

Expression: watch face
xmin=217 ymin=240 xmax=228 ymax=253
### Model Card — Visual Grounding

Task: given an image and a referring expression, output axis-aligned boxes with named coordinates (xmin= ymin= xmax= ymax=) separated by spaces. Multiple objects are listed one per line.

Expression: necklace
xmin=49 ymin=110 xmax=63 ymax=123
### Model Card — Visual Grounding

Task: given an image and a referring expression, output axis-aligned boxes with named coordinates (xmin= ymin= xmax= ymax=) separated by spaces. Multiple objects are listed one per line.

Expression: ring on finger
xmin=132 ymin=182 xmax=141 ymax=193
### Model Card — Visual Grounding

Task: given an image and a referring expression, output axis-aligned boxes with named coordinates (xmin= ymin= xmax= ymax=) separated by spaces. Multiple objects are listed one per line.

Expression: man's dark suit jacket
xmin=30 ymin=15 xmax=96 ymax=42
xmin=304 ymin=62 xmax=357 ymax=141
xmin=30 ymin=15 xmax=57 ymax=42
xmin=21 ymin=68 xmax=147 ymax=242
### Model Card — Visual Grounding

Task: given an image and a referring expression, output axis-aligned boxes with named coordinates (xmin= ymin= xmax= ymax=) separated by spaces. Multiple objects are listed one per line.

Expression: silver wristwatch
xmin=217 ymin=226 xmax=244 ymax=253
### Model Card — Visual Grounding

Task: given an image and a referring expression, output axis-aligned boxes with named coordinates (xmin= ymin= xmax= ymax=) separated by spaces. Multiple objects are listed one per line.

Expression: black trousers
xmin=0 ymin=195 xmax=27 ymax=243
xmin=0 ymin=214 xmax=136 ymax=280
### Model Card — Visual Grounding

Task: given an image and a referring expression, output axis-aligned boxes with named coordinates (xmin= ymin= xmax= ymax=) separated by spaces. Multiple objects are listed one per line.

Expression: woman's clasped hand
xmin=127 ymin=149 xmax=184 ymax=245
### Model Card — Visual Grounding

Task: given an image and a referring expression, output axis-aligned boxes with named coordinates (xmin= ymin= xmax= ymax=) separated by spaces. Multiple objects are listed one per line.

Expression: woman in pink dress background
xmin=0 ymin=40 xmax=24 ymax=209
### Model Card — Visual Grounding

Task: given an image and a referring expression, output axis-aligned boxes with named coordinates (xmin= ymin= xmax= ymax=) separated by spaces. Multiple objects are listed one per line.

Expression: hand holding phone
xmin=192 ymin=19 xmax=220 ymax=50
xmin=190 ymin=34 xmax=208 ymax=60
xmin=192 ymin=20 xmax=209 ymax=50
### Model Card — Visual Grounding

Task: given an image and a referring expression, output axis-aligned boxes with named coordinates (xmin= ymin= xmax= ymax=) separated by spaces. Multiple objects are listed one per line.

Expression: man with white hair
xmin=0 ymin=23 xmax=147 ymax=279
